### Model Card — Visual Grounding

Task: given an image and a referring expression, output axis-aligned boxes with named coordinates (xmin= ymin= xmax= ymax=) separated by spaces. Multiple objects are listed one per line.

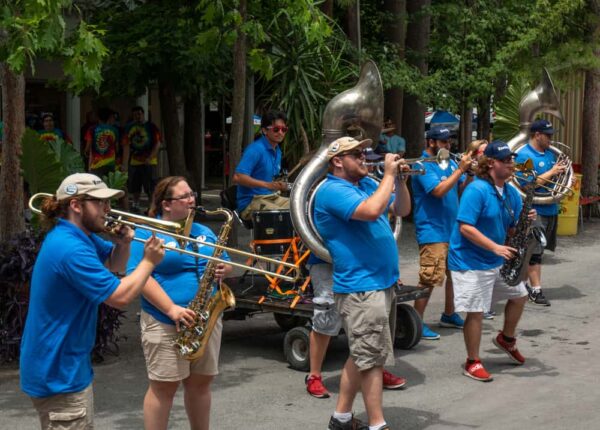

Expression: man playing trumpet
xmin=314 ymin=136 xmax=411 ymax=430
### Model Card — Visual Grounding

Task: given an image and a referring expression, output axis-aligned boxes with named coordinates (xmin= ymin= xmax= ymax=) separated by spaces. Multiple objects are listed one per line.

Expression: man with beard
xmin=233 ymin=110 xmax=290 ymax=221
xmin=514 ymin=119 xmax=566 ymax=306
xmin=411 ymin=126 xmax=472 ymax=340
xmin=314 ymin=136 xmax=411 ymax=430
xmin=448 ymin=141 xmax=534 ymax=382
xmin=20 ymin=173 xmax=165 ymax=429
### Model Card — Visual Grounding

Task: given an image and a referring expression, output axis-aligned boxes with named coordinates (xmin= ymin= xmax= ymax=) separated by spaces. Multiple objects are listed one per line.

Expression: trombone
xmin=29 ymin=193 xmax=300 ymax=282
xmin=365 ymin=149 xmax=451 ymax=176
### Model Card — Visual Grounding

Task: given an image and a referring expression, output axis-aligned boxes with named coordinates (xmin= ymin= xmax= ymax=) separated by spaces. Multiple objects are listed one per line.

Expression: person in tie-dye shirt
xmin=85 ymin=108 xmax=123 ymax=178
xmin=122 ymin=106 xmax=162 ymax=211
xmin=38 ymin=113 xmax=72 ymax=146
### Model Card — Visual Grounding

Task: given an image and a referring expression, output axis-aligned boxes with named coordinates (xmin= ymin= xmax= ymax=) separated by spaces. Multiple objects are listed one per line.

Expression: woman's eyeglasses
xmin=166 ymin=191 xmax=198 ymax=201
xmin=266 ymin=126 xmax=289 ymax=134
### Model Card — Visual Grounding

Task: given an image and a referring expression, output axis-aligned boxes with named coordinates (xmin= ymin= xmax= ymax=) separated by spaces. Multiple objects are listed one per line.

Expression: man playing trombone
xmin=20 ymin=173 xmax=165 ymax=429
xmin=514 ymin=119 xmax=566 ymax=306
xmin=314 ymin=136 xmax=411 ymax=430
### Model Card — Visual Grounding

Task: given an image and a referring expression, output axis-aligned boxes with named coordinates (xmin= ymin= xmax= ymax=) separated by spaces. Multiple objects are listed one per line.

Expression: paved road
xmin=2 ymin=203 xmax=599 ymax=429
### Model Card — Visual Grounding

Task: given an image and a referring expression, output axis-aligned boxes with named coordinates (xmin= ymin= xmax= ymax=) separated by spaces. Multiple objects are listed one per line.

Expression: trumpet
xmin=365 ymin=149 xmax=451 ymax=176
xmin=28 ymin=193 xmax=300 ymax=282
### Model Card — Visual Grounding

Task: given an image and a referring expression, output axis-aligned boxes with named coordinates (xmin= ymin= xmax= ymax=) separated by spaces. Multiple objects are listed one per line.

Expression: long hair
xmin=475 ymin=155 xmax=494 ymax=181
xmin=148 ymin=176 xmax=187 ymax=217
xmin=38 ymin=195 xmax=81 ymax=230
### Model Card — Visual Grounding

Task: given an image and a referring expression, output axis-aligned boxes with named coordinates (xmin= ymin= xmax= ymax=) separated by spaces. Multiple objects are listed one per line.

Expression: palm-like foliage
xmin=493 ymin=78 xmax=531 ymax=141
xmin=257 ymin=11 xmax=357 ymax=164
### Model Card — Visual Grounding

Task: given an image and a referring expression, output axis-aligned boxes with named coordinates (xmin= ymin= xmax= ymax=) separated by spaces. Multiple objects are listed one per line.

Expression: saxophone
xmin=500 ymin=177 xmax=536 ymax=286
xmin=174 ymin=208 xmax=236 ymax=360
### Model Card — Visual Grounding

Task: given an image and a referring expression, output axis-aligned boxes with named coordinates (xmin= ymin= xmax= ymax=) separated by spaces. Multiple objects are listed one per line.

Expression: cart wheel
xmin=273 ymin=313 xmax=309 ymax=332
xmin=283 ymin=326 xmax=311 ymax=371
xmin=394 ymin=303 xmax=422 ymax=350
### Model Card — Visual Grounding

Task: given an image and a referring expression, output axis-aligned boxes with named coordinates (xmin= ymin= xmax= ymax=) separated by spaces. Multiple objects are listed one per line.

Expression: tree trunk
xmin=158 ymin=79 xmax=187 ymax=177
xmin=582 ymin=68 xmax=600 ymax=198
xmin=320 ymin=0 xmax=333 ymax=18
xmin=581 ymin=0 xmax=600 ymax=201
xmin=229 ymin=0 xmax=247 ymax=187
xmin=458 ymin=99 xmax=472 ymax=152
xmin=477 ymin=96 xmax=491 ymax=141
xmin=184 ymin=94 xmax=203 ymax=197
xmin=0 ymin=65 xmax=26 ymax=241
xmin=401 ymin=0 xmax=430 ymax=157
xmin=383 ymin=0 xmax=406 ymax=135
xmin=345 ymin=2 xmax=359 ymax=49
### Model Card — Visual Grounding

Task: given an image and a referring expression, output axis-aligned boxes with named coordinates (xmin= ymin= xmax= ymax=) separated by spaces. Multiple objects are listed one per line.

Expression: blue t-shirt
xmin=20 ymin=219 xmax=120 ymax=398
xmin=314 ymin=175 xmax=398 ymax=294
xmin=448 ymin=178 xmax=523 ymax=271
xmin=411 ymin=150 xmax=465 ymax=244
xmin=379 ymin=133 xmax=406 ymax=153
xmin=515 ymin=142 xmax=558 ymax=216
xmin=126 ymin=222 xmax=230 ymax=325
xmin=235 ymin=135 xmax=282 ymax=212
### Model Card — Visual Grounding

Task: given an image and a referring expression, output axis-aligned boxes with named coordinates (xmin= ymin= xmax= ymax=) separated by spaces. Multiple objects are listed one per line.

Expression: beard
xmin=81 ymin=207 xmax=107 ymax=234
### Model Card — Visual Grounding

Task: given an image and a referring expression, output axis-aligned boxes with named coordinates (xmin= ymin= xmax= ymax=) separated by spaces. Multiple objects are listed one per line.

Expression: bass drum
xmin=306 ymin=175 xmax=402 ymax=249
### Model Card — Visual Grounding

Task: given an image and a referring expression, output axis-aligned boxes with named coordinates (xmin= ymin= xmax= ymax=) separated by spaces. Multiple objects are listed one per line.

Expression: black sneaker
xmin=328 ymin=415 xmax=368 ymax=430
xmin=528 ymin=287 xmax=551 ymax=306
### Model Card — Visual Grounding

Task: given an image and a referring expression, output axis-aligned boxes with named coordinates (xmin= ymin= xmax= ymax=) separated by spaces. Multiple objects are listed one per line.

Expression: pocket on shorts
xmin=351 ymin=322 xmax=385 ymax=355
xmin=419 ymin=261 xmax=443 ymax=286
xmin=48 ymin=407 xmax=87 ymax=429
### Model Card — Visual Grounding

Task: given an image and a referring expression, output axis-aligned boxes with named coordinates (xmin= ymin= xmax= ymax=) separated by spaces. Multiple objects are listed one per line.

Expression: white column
xmin=136 ymin=88 xmax=149 ymax=114
xmin=66 ymin=92 xmax=81 ymax=151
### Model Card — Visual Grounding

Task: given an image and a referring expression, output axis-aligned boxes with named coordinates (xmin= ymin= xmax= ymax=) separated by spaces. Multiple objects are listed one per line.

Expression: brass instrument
xmin=28 ymin=193 xmax=300 ymax=282
xmin=290 ymin=61 xmax=401 ymax=262
xmin=365 ymin=149 xmax=452 ymax=176
xmin=174 ymin=208 xmax=235 ymax=360
xmin=507 ymin=69 xmax=574 ymax=204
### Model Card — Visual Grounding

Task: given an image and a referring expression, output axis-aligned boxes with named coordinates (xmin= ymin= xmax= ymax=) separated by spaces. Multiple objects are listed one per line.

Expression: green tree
xmin=0 ymin=0 xmax=107 ymax=241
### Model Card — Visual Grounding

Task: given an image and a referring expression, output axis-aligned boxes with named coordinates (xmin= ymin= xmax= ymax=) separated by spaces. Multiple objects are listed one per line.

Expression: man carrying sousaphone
xmin=314 ymin=136 xmax=411 ymax=430
xmin=514 ymin=119 xmax=567 ymax=306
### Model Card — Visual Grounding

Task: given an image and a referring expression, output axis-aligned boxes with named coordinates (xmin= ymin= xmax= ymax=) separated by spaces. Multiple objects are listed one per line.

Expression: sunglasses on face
xmin=495 ymin=157 xmax=514 ymax=164
xmin=339 ymin=149 xmax=366 ymax=159
xmin=166 ymin=191 xmax=198 ymax=201
xmin=266 ymin=126 xmax=289 ymax=134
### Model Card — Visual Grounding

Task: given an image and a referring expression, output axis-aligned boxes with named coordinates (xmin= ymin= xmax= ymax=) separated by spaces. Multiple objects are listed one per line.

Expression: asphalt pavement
xmin=1 ymin=192 xmax=599 ymax=429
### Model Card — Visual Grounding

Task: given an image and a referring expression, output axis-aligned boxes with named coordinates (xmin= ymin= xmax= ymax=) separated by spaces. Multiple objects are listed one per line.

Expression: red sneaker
xmin=305 ymin=374 xmax=330 ymax=398
xmin=493 ymin=332 xmax=526 ymax=365
xmin=382 ymin=369 xmax=407 ymax=389
xmin=463 ymin=359 xmax=493 ymax=382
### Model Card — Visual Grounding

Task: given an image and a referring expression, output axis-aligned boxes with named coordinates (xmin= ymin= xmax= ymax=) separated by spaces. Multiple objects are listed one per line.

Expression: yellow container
xmin=557 ymin=173 xmax=582 ymax=236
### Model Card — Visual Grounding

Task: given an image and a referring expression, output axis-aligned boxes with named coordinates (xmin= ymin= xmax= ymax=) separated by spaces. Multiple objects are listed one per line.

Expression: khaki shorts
xmin=335 ymin=287 xmax=396 ymax=371
xmin=140 ymin=311 xmax=222 ymax=381
xmin=30 ymin=384 xmax=94 ymax=430
xmin=240 ymin=194 xmax=289 ymax=220
xmin=418 ymin=243 xmax=448 ymax=287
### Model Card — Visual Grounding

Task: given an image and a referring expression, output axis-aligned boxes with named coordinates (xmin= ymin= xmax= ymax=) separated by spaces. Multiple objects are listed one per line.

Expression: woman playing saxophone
xmin=126 ymin=176 xmax=232 ymax=430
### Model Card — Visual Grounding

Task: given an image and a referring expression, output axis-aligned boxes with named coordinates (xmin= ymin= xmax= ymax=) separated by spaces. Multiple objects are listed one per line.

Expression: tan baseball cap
xmin=56 ymin=173 xmax=125 ymax=201
xmin=326 ymin=136 xmax=372 ymax=160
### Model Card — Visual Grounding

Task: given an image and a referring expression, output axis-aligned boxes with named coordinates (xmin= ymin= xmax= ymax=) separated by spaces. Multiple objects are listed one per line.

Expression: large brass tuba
xmin=507 ymin=69 xmax=574 ymax=205
xmin=290 ymin=61 xmax=398 ymax=262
